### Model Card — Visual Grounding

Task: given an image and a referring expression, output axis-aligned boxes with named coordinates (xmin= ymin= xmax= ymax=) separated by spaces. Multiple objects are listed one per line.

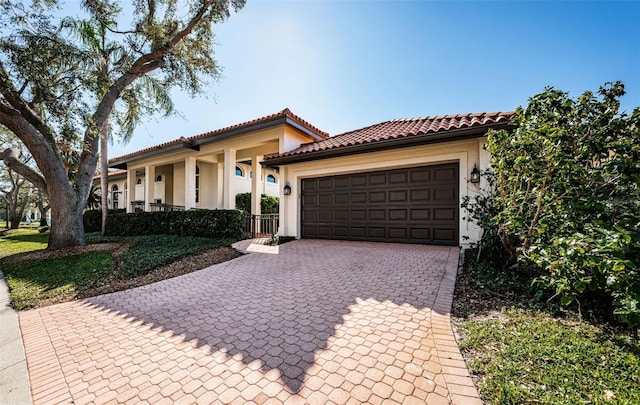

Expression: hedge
xmin=103 ymin=209 xmax=244 ymax=239
xmin=83 ymin=209 xmax=126 ymax=233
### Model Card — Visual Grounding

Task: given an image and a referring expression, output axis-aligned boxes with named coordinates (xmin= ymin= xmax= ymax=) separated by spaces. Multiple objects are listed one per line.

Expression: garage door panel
xmin=368 ymin=227 xmax=386 ymax=238
xmin=332 ymin=210 xmax=348 ymax=221
xmin=351 ymin=175 xmax=367 ymax=187
xmin=410 ymin=169 xmax=431 ymax=183
xmin=369 ymin=173 xmax=387 ymax=185
xmin=390 ymin=172 xmax=407 ymax=183
xmin=433 ymin=228 xmax=456 ymax=243
xmin=302 ymin=179 xmax=317 ymax=191
xmin=434 ymin=208 xmax=456 ymax=221
xmin=334 ymin=177 xmax=349 ymax=188
xmin=301 ymin=163 xmax=458 ymax=245
xmin=410 ymin=190 xmax=430 ymax=201
xmin=302 ymin=210 xmax=317 ymax=221
xmin=351 ymin=193 xmax=367 ymax=203
xmin=369 ymin=191 xmax=386 ymax=203
xmin=389 ymin=190 xmax=408 ymax=202
xmin=335 ymin=193 xmax=349 ymax=204
xmin=389 ymin=209 xmax=407 ymax=220
xmin=433 ymin=167 xmax=457 ymax=182
xmin=410 ymin=228 xmax=430 ymax=240
xmin=433 ymin=188 xmax=457 ymax=201
xmin=389 ymin=228 xmax=408 ymax=239
xmin=410 ymin=209 xmax=430 ymax=220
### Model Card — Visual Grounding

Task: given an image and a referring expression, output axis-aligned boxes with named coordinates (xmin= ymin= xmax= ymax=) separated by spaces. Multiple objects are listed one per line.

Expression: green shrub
xmin=465 ymin=82 xmax=640 ymax=329
xmin=83 ymin=209 xmax=126 ymax=233
xmin=104 ymin=209 xmax=243 ymax=239
xmin=235 ymin=192 xmax=279 ymax=214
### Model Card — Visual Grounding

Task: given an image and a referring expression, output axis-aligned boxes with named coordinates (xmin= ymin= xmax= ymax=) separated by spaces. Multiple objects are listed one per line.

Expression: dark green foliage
xmin=83 ymin=209 xmax=126 ymax=233
xmin=464 ymin=82 xmax=640 ymax=328
xmin=235 ymin=192 xmax=280 ymax=214
xmin=85 ymin=233 xmax=237 ymax=278
xmin=104 ymin=209 xmax=243 ymax=239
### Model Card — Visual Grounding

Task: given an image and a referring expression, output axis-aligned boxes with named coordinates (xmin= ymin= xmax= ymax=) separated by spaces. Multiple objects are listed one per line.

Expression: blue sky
xmin=109 ymin=0 xmax=640 ymax=158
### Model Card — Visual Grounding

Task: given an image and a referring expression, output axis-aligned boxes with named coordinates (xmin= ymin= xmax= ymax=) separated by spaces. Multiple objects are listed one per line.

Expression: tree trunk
xmin=47 ymin=191 xmax=84 ymax=250
xmin=9 ymin=213 xmax=20 ymax=229
xmin=100 ymin=126 xmax=108 ymax=235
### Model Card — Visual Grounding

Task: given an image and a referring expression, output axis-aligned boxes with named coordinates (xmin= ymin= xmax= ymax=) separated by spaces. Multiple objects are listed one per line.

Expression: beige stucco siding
xmin=279 ymin=138 xmax=487 ymax=246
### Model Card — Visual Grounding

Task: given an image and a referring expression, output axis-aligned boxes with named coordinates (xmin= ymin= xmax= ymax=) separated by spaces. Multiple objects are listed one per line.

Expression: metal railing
xmin=244 ymin=213 xmax=279 ymax=238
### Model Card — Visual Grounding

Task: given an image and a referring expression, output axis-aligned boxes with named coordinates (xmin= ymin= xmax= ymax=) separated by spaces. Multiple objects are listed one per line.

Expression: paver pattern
xmin=19 ymin=240 xmax=481 ymax=404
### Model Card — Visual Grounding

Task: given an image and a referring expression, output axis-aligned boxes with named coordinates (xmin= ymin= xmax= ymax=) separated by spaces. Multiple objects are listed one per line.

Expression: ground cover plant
xmin=453 ymin=250 xmax=640 ymax=405
xmin=1 ymin=230 xmax=241 ymax=310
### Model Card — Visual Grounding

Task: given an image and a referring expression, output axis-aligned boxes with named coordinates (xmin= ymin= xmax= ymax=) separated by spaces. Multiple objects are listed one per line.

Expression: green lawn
xmin=0 ymin=229 xmax=48 ymax=258
xmin=1 ymin=230 xmax=238 ymax=310
xmin=461 ymin=309 xmax=640 ymax=404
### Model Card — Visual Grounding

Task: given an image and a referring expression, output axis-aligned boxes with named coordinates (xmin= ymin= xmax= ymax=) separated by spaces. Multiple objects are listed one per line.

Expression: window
xmin=111 ymin=185 xmax=119 ymax=209
xmin=267 ymin=174 xmax=277 ymax=184
xmin=195 ymin=165 xmax=200 ymax=204
xmin=249 ymin=171 xmax=252 ymax=179
xmin=155 ymin=175 xmax=163 ymax=182
xmin=235 ymin=166 xmax=243 ymax=177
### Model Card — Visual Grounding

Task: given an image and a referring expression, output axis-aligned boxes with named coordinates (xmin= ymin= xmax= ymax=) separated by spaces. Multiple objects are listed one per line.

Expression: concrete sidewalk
xmin=0 ymin=270 xmax=32 ymax=405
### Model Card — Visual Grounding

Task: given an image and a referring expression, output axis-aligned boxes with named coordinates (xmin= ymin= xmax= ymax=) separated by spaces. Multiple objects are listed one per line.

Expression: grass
xmin=0 ymin=229 xmax=48 ymax=258
xmin=456 ymin=251 xmax=640 ymax=405
xmin=461 ymin=309 xmax=640 ymax=404
xmin=1 ymin=230 xmax=239 ymax=310
xmin=6 ymin=251 xmax=114 ymax=310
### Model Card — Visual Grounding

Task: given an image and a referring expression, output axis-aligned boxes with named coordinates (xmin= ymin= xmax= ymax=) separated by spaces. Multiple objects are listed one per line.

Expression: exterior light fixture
xmin=283 ymin=182 xmax=292 ymax=196
xmin=470 ymin=164 xmax=481 ymax=184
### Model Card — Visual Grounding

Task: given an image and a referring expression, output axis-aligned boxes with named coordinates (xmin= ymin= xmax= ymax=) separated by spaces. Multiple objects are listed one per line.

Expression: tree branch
xmin=0 ymin=148 xmax=47 ymax=194
xmin=0 ymin=61 xmax=57 ymax=145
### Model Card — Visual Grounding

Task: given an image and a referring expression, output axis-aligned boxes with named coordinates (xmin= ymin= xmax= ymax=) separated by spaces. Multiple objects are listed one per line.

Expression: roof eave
xmin=263 ymin=122 xmax=513 ymax=167
xmin=109 ymin=141 xmax=199 ymax=169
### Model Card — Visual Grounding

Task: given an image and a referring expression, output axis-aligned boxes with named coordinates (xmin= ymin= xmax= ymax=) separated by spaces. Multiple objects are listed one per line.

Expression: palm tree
xmin=66 ymin=1 xmax=173 ymax=233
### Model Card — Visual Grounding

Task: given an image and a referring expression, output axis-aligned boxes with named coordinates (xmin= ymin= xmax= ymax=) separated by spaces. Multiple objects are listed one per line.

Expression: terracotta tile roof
xmin=264 ymin=111 xmax=515 ymax=162
xmin=109 ymin=108 xmax=328 ymax=164
xmin=92 ymin=169 xmax=127 ymax=181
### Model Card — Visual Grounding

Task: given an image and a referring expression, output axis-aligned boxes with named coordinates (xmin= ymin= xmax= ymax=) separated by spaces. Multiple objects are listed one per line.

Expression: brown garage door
xmin=301 ymin=163 xmax=459 ymax=245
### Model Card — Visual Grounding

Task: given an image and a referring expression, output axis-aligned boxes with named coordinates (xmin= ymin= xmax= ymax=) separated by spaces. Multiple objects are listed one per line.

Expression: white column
xmin=251 ymin=155 xmax=263 ymax=215
xmin=144 ymin=165 xmax=154 ymax=212
xmin=126 ymin=168 xmax=135 ymax=213
xmin=214 ymin=163 xmax=223 ymax=209
xmin=223 ymin=148 xmax=236 ymax=209
xmin=185 ymin=157 xmax=197 ymax=210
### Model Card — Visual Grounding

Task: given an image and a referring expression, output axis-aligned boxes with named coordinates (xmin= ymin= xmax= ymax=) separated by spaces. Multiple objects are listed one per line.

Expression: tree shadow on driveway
xmin=82 ymin=240 xmax=455 ymax=394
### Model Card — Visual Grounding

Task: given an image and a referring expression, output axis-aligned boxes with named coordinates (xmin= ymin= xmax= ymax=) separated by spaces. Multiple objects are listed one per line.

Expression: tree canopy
xmin=0 ymin=0 xmax=245 ymax=249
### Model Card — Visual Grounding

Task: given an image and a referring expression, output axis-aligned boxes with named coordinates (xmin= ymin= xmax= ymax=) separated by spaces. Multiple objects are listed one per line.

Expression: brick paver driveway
xmin=19 ymin=240 xmax=481 ymax=404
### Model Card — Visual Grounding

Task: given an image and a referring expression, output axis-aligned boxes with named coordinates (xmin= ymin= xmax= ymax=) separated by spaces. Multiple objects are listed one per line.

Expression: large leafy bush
xmin=465 ymin=82 xmax=640 ymax=327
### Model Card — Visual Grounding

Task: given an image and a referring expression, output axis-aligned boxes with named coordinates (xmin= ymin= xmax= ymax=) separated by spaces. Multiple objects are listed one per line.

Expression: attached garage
xmin=300 ymin=163 xmax=459 ymax=245
xmin=263 ymin=111 xmax=515 ymax=247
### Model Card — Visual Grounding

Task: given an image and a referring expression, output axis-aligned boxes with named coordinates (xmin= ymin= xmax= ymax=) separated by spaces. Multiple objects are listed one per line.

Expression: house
xmin=103 ymin=108 xmax=514 ymax=246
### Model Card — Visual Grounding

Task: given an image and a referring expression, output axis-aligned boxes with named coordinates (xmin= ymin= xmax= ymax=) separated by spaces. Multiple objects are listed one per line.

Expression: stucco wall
xmin=279 ymin=138 xmax=487 ymax=247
